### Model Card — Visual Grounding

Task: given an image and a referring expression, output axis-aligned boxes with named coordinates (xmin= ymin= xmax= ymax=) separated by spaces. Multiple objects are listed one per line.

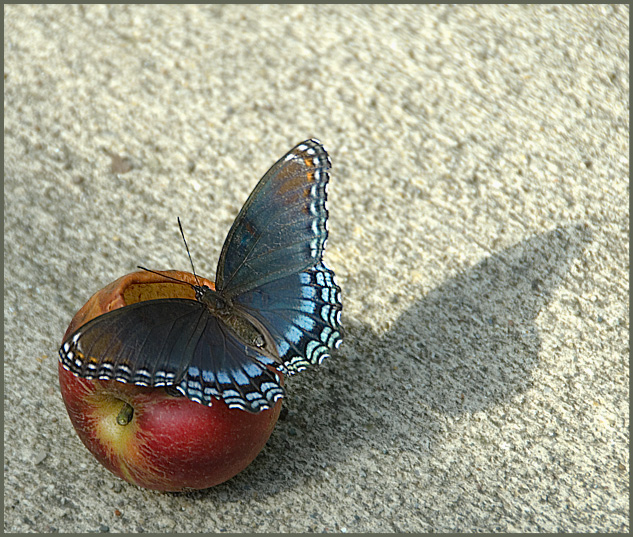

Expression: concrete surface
xmin=4 ymin=4 xmax=628 ymax=533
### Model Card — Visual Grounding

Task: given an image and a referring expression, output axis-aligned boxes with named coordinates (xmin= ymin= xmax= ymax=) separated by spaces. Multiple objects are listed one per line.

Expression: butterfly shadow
xmin=191 ymin=223 xmax=591 ymax=499
xmin=269 ymin=225 xmax=588 ymax=476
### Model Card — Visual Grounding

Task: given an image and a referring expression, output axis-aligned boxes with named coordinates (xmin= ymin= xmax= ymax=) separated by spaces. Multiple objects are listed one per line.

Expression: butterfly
xmin=59 ymin=139 xmax=343 ymax=412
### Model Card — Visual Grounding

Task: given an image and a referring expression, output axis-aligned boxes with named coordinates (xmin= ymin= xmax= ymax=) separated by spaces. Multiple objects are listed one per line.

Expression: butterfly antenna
xmin=177 ymin=217 xmax=202 ymax=287
xmin=136 ymin=266 xmax=191 ymax=284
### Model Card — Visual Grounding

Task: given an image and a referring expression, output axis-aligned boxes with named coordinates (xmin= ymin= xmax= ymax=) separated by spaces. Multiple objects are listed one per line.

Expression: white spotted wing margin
xmin=235 ymin=262 xmax=343 ymax=376
xmin=58 ymin=297 xmax=284 ymax=413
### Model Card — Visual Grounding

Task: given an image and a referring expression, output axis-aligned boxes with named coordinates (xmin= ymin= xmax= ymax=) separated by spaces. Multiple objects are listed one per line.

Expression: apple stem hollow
xmin=116 ymin=402 xmax=134 ymax=426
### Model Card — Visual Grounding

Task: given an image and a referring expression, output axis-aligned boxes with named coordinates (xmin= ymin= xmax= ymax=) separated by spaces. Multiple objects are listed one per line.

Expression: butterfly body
xmin=59 ymin=139 xmax=343 ymax=412
xmin=192 ymin=284 xmax=264 ymax=349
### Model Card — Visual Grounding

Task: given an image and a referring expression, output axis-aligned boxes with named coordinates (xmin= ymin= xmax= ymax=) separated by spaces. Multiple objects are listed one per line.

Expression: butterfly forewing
xmin=216 ymin=139 xmax=331 ymax=297
xmin=60 ymin=299 xmax=206 ymax=385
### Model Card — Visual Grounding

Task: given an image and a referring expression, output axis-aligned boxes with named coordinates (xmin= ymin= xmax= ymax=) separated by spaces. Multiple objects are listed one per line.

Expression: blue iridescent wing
xmin=217 ymin=139 xmax=332 ymax=297
xmin=235 ymin=262 xmax=343 ymax=374
xmin=59 ymin=298 xmax=284 ymax=412
xmin=216 ymin=139 xmax=343 ymax=373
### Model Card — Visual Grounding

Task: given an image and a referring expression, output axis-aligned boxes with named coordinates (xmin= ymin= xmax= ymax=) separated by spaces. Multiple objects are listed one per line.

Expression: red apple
xmin=58 ymin=270 xmax=283 ymax=492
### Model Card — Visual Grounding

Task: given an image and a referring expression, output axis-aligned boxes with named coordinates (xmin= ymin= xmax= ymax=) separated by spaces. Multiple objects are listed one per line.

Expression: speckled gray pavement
xmin=4 ymin=5 xmax=628 ymax=533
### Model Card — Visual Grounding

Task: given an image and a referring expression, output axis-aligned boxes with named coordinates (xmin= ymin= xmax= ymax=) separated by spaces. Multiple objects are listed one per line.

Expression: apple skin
xmin=58 ymin=270 xmax=282 ymax=492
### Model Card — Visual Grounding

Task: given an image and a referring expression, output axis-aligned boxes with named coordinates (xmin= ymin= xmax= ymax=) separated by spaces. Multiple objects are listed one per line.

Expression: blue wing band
xmin=176 ymin=316 xmax=284 ymax=411
xmin=236 ymin=261 xmax=344 ymax=375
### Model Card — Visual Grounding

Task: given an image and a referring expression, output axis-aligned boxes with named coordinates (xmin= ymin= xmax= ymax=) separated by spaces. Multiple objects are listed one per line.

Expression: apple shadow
xmin=190 ymin=223 xmax=591 ymax=499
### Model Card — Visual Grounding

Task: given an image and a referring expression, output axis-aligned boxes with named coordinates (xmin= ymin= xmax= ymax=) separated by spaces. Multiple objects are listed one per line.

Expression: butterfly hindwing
xmin=176 ymin=309 xmax=283 ymax=411
xmin=235 ymin=262 xmax=343 ymax=375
